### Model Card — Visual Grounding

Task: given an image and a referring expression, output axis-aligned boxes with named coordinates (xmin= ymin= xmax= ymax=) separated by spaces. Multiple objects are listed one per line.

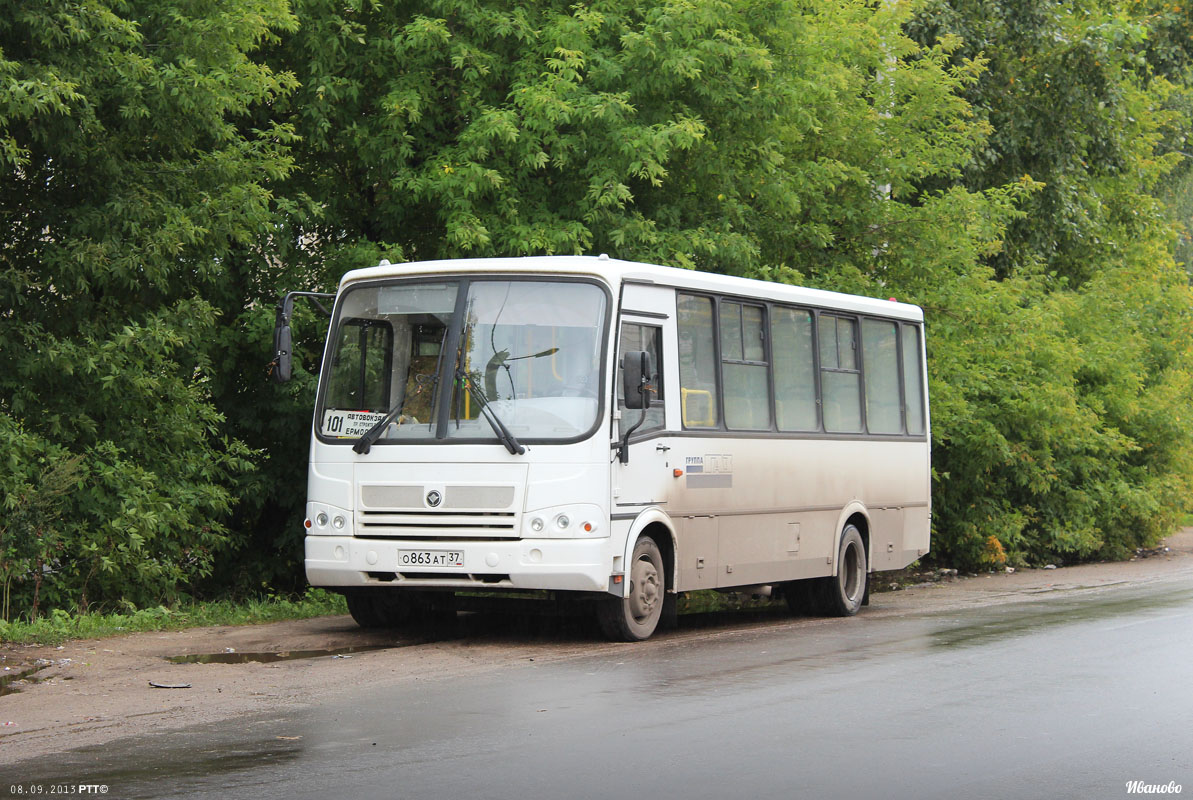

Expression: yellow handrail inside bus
xmin=681 ymin=388 xmax=715 ymax=428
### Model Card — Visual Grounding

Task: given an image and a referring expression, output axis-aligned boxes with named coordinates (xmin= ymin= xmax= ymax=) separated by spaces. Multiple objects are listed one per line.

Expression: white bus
xmin=274 ymin=255 xmax=930 ymax=640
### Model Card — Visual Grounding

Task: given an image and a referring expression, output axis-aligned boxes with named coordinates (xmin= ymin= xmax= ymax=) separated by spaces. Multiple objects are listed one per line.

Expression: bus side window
xmin=678 ymin=294 xmax=719 ymax=428
xmin=617 ymin=323 xmax=665 ymax=431
xmin=771 ymin=306 xmax=817 ymax=431
xmin=720 ymin=301 xmax=770 ymax=431
xmin=862 ymin=319 xmax=901 ymax=434
xmin=819 ymin=314 xmax=862 ymax=432
xmin=902 ymin=324 xmax=926 ymax=435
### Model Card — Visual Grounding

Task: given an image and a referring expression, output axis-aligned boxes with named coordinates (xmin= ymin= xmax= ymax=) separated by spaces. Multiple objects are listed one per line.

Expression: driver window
xmin=617 ymin=323 xmax=665 ymax=431
xmin=326 ymin=319 xmax=394 ymax=411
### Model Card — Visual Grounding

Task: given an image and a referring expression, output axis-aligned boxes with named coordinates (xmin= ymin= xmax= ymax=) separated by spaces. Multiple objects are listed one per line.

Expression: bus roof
xmin=340 ymin=255 xmax=924 ymax=322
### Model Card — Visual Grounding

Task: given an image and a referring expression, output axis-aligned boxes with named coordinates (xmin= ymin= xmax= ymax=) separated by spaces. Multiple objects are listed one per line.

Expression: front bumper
xmin=305 ymin=535 xmax=612 ymax=592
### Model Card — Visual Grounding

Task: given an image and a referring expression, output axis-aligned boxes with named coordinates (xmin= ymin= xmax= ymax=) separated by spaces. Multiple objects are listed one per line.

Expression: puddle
xmin=0 ymin=663 xmax=50 ymax=696
xmin=166 ymin=645 xmax=392 ymax=664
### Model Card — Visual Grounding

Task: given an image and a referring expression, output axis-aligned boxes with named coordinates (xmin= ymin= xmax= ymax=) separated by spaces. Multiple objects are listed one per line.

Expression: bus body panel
xmin=619 ymin=433 xmax=929 ymax=592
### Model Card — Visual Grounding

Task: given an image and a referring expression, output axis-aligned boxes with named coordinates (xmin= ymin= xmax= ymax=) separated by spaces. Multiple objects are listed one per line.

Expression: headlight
xmin=523 ymin=506 xmax=604 ymax=537
xmin=305 ymin=503 xmax=351 ymax=536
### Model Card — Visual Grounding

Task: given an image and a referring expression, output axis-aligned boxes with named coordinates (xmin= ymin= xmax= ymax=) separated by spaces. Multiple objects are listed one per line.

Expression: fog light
xmin=556 ymin=514 xmax=570 ymax=530
xmin=332 ymin=515 xmax=346 ymax=530
xmin=530 ymin=517 xmax=545 ymax=532
xmin=316 ymin=512 xmax=329 ymax=528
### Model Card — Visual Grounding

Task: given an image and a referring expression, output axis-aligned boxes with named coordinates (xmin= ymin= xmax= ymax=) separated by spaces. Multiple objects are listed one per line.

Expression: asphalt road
xmin=8 ymin=579 xmax=1193 ymax=800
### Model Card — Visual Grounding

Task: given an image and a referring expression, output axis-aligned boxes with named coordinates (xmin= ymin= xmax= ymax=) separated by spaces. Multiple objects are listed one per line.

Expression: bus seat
xmin=682 ymin=388 xmax=716 ymax=427
xmin=401 ymin=355 xmax=440 ymax=422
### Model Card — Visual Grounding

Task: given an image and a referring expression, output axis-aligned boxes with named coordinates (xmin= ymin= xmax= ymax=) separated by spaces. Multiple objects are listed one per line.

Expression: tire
xmin=345 ymin=591 xmax=413 ymax=629
xmin=816 ymin=525 xmax=868 ymax=617
xmin=783 ymin=578 xmax=817 ymax=616
xmin=420 ymin=591 xmax=458 ymax=627
xmin=596 ymin=535 xmax=666 ymax=641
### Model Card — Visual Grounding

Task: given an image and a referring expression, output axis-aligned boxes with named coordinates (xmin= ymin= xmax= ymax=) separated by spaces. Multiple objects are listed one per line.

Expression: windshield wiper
xmin=456 ymin=368 xmax=526 ymax=455
xmin=352 ymin=398 xmax=410 ymax=455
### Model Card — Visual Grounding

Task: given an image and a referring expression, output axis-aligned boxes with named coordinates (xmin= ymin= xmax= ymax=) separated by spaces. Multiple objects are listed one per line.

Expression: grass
xmin=0 ymin=589 xmax=348 ymax=647
xmin=677 ymin=589 xmax=785 ymax=614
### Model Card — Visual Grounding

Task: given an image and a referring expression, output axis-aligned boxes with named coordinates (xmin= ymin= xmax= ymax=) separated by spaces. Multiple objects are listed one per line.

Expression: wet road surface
xmin=8 ymin=580 xmax=1193 ymax=800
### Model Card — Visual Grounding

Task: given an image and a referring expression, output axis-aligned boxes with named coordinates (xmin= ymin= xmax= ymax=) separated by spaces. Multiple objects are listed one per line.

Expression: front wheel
xmin=596 ymin=535 xmax=665 ymax=641
xmin=345 ymin=590 xmax=456 ymax=629
xmin=345 ymin=591 xmax=413 ymax=629
xmin=817 ymin=525 xmax=868 ymax=617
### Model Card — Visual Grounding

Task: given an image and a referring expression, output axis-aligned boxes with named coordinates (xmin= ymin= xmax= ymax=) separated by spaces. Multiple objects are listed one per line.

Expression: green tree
xmin=0 ymin=0 xmax=297 ymax=615
xmin=904 ymin=0 xmax=1193 ymax=566
xmin=260 ymin=0 xmax=990 ymax=273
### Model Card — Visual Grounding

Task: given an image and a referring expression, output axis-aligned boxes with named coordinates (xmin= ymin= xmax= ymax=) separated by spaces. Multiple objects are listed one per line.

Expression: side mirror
xmin=622 ymin=350 xmax=653 ymax=410
xmin=269 ymin=290 xmax=334 ymax=384
xmin=272 ymin=323 xmax=292 ymax=383
xmin=618 ymin=350 xmax=653 ymax=465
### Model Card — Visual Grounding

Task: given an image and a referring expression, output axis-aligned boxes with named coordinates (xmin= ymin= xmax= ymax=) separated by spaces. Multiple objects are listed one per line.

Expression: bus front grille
xmin=360 ymin=484 xmax=516 ymax=510
xmin=356 ymin=510 xmax=519 ymax=539
xmin=356 ymin=481 xmax=521 ymax=539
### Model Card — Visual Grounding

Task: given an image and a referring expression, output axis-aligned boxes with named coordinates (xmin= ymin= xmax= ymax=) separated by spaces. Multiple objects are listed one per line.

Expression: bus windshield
xmin=318 ymin=278 xmax=608 ymax=444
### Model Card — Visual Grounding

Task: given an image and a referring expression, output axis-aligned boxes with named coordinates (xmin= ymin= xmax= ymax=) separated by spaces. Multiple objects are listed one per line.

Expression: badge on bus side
xmin=685 ymin=455 xmax=733 ymax=488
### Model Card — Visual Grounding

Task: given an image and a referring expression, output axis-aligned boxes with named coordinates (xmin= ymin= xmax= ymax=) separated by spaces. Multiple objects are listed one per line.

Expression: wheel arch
xmin=832 ymin=503 xmax=871 ymax=575
xmin=620 ymin=508 xmax=676 ymax=599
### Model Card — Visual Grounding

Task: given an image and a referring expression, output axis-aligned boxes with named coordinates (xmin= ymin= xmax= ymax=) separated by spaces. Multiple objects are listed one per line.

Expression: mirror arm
xmin=276 ymin=291 xmax=335 ymax=327
xmin=618 ymin=408 xmax=648 ymax=465
xmin=271 ymin=291 xmax=335 ymax=384
xmin=617 ymin=350 xmax=653 ymax=465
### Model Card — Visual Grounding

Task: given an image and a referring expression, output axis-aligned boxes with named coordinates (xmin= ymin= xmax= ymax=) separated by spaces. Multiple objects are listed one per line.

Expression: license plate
xmin=398 ymin=550 xmax=464 ymax=569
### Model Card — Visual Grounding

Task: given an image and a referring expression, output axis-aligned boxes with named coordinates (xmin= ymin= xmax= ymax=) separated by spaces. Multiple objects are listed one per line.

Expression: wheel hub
xmin=629 ymin=556 xmax=660 ymax=621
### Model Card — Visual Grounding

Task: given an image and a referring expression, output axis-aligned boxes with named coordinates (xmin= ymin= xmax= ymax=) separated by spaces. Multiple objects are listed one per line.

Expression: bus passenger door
xmin=612 ymin=285 xmax=677 ymax=529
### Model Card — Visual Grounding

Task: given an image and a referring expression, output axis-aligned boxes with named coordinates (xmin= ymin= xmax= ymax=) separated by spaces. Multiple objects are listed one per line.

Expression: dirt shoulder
xmin=3 ymin=530 xmax=1192 ymax=765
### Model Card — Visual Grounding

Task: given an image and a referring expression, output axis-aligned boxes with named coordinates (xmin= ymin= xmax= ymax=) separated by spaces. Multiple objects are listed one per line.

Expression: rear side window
xmin=862 ymin=319 xmax=901 ymax=434
xmin=902 ymin=325 xmax=925 ymax=435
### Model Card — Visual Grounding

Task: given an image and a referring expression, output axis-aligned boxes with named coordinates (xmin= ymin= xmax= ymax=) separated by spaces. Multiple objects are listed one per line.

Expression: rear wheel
xmin=596 ymin=535 xmax=665 ymax=641
xmin=783 ymin=578 xmax=816 ymax=615
xmin=817 ymin=525 xmax=868 ymax=617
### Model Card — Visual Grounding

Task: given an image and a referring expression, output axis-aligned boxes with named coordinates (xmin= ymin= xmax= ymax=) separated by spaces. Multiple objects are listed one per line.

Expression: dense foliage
xmin=2 ymin=0 xmax=1191 ymax=618
xmin=904 ymin=0 xmax=1193 ymax=566
xmin=0 ymin=0 xmax=296 ymax=612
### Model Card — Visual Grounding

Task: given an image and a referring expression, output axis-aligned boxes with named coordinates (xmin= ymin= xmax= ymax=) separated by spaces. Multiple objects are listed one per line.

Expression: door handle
xmin=656 ymin=443 xmax=671 ymax=452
